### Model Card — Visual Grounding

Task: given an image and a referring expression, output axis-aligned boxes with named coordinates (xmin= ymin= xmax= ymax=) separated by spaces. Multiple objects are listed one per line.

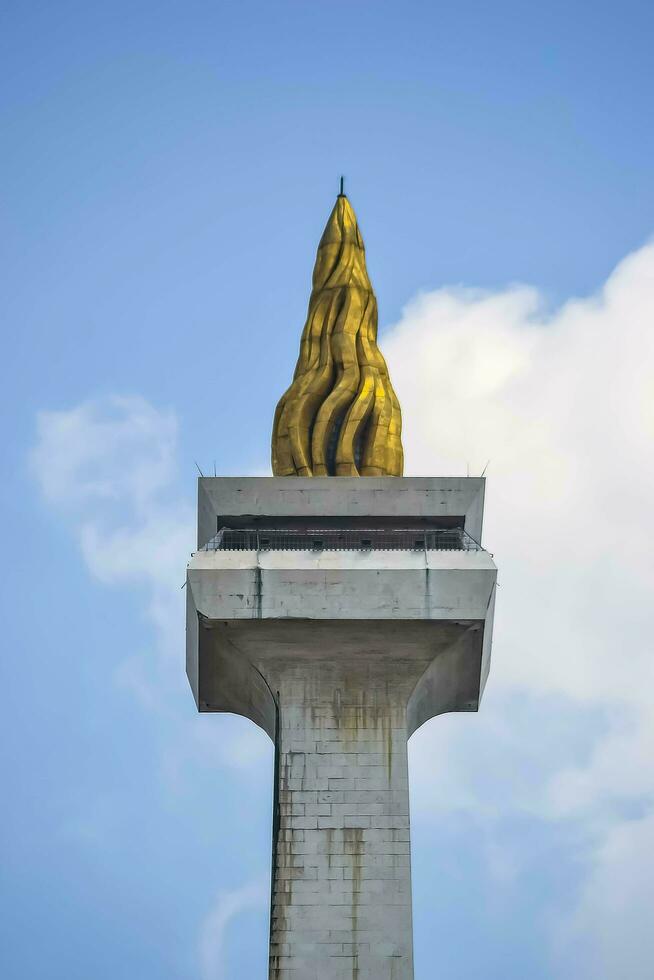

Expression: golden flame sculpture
xmin=272 ymin=193 xmax=404 ymax=476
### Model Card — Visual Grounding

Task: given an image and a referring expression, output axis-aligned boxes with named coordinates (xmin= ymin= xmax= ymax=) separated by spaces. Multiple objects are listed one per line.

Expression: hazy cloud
xmin=384 ymin=241 xmax=654 ymax=974
xmin=31 ymin=395 xmax=194 ymax=670
xmin=198 ymin=879 xmax=268 ymax=980
xmin=31 ymin=394 xmax=272 ymax=976
xmin=32 ymin=395 xmax=179 ymax=512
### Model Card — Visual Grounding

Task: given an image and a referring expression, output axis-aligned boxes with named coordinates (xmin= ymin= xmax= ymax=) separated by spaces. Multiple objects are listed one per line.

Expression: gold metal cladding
xmin=271 ymin=195 xmax=404 ymax=477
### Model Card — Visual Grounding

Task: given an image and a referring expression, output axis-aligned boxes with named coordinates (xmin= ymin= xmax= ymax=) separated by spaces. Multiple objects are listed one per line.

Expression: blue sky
xmin=2 ymin=2 xmax=653 ymax=978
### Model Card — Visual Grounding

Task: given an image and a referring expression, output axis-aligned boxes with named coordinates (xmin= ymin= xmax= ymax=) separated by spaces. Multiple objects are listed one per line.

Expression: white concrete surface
xmin=185 ymin=477 xmax=497 ymax=979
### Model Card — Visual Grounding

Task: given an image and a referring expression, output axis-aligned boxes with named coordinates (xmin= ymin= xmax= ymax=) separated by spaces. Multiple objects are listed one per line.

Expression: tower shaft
xmin=269 ymin=659 xmax=414 ymax=979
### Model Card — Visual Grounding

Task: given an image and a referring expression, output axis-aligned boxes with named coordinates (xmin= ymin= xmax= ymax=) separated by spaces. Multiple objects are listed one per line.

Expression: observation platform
xmin=186 ymin=477 xmax=497 ymax=739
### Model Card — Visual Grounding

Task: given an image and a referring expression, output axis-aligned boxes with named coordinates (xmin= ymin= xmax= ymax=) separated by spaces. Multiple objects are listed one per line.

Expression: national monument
xmin=186 ymin=187 xmax=498 ymax=978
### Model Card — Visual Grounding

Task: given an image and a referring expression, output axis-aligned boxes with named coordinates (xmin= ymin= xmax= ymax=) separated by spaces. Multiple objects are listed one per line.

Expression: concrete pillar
xmin=268 ymin=661 xmax=415 ymax=979
xmin=186 ymin=478 xmax=497 ymax=979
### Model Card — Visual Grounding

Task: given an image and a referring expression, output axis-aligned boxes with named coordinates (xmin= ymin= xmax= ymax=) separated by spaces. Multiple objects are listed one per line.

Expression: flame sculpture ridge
xmin=272 ymin=194 xmax=404 ymax=476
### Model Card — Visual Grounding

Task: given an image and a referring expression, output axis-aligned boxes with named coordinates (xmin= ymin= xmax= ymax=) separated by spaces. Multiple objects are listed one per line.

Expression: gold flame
xmin=272 ymin=195 xmax=403 ymax=476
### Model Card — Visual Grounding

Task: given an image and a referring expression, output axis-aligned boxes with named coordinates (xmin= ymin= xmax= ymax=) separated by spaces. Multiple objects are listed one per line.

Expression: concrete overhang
xmin=197 ymin=476 xmax=487 ymax=548
xmin=187 ymin=548 xmax=496 ymax=621
xmin=186 ymin=546 xmax=497 ymax=740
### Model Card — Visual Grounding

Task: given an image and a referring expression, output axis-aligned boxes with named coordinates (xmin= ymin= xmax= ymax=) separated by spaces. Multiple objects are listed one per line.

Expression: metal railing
xmin=201 ymin=527 xmax=481 ymax=552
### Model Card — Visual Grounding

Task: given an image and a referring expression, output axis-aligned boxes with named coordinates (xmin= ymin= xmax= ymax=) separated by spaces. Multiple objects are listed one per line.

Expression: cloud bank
xmin=384 ymin=241 xmax=654 ymax=977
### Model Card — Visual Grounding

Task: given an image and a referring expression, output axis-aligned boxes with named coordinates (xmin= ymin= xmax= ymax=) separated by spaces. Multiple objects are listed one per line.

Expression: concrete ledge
xmin=187 ymin=548 xmax=496 ymax=622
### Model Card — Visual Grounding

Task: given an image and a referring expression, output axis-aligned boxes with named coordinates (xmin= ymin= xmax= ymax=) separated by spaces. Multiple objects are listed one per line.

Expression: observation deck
xmin=186 ymin=477 xmax=497 ymax=737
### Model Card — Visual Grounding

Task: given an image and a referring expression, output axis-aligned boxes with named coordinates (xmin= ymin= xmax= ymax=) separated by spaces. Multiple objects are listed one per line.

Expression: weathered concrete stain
xmin=254 ymin=562 xmax=263 ymax=619
xmin=346 ymin=826 xmax=364 ymax=980
xmin=266 ymin=670 xmax=414 ymax=979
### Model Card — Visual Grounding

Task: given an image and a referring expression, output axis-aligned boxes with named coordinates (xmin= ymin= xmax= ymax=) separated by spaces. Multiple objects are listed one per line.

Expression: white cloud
xmin=560 ymin=812 xmax=654 ymax=979
xmin=385 ymin=241 xmax=654 ymax=973
xmin=198 ymin=879 xmax=268 ymax=980
xmin=31 ymin=395 xmax=194 ymax=669
xmin=31 ymin=395 xmax=178 ymax=512
xmin=30 ymin=392 xmax=272 ymax=760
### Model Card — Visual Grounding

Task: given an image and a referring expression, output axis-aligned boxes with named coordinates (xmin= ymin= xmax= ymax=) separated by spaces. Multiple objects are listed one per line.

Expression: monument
xmin=186 ymin=187 xmax=497 ymax=978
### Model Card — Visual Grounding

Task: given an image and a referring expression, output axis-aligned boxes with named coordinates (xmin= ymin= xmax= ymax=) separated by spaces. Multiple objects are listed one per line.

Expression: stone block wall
xmin=267 ymin=662 xmax=415 ymax=980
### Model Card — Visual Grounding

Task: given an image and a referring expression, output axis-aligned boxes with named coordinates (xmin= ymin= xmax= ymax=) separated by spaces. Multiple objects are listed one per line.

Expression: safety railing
xmin=201 ymin=527 xmax=482 ymax=552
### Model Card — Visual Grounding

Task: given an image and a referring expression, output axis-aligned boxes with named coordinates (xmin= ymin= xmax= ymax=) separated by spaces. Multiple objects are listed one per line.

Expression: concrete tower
xmin=186 ymin=193 xmax=497 ymax=980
